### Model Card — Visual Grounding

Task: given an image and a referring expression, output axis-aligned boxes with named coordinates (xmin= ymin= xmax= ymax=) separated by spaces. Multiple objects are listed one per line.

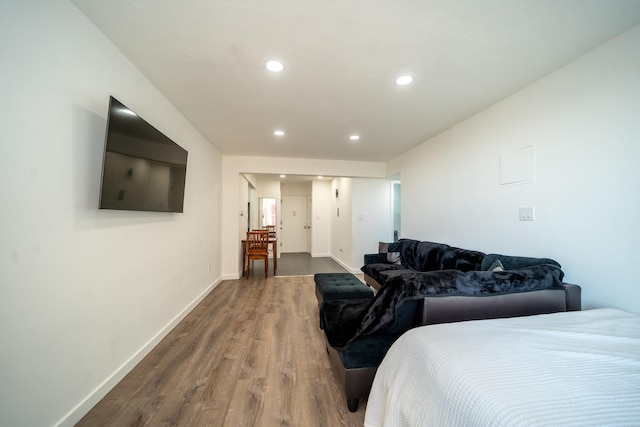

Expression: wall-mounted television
xmin=99 ymin=96 xmax=188 ymax=213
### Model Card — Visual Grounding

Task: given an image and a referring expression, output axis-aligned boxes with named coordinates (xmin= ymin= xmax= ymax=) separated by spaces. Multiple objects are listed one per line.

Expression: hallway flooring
xmin=245 ymin=252 xmax=350 ymax=278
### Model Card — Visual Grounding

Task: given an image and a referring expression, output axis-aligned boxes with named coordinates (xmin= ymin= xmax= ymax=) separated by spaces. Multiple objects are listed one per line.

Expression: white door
xmin=281 ymin=196 xmax=308 ymax=253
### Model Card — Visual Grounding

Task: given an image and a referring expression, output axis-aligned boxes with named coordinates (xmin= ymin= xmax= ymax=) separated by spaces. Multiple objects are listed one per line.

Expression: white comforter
xmin=365 ymin=308 xmax=640 ymax=427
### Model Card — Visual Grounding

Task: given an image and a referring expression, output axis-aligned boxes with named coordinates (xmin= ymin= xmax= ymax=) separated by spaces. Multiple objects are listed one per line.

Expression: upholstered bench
xmin=314 ymin=273 xmax=374 ymax=306
xmin=320 ymin=297 xmax=420 ymax=412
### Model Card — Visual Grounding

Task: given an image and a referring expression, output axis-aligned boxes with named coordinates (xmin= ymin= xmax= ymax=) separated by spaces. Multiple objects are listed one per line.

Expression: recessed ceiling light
xmin=395 ymin=75 xmax=413 ymax=86
xmin=266 ymin=60 xmax=284 ymax=72
xmin=274 ymin=130 xmax=285 ymax=136
xmin=317 ymin=176 xmax=324 ymax=179
xmin=280 ymin=174 xmax=286 ymax=178
xmin=349 ymin=135 xmax=360 ymax=141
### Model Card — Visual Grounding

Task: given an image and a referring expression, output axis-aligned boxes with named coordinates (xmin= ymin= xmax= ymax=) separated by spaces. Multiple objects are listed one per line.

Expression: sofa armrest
xmin=363 ymin=273 xmax=383 ymax=291
xmin=364 ymin=253 xmax=387 ymax=265
xmin=563 ymin=283 xmax=581 ymax=311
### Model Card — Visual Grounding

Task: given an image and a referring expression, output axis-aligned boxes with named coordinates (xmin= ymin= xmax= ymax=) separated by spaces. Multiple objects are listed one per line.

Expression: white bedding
xmin=364 ymin=308 xmax=640 ymax=427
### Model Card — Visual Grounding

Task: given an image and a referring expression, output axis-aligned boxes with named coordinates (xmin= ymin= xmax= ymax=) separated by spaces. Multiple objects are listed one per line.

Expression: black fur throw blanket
xmin=320 ymin=265 xmax=564 ymax=349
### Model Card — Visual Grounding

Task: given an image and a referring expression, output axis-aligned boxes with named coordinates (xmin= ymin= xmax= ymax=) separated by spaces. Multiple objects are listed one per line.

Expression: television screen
xmin=99 ymin=96 xmax=188 ymax=213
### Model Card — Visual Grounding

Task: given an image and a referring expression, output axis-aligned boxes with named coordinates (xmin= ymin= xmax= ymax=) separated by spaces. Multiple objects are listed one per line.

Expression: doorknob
xmin=304 ymin=224 xmax=310 ymax=229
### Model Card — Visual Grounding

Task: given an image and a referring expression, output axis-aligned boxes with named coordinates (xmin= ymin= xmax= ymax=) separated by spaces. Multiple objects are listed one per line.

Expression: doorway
xmin=281 ymin=195 xmax=309 ymax=253
xmin=393 ymin=181 xmax=401 ymax=241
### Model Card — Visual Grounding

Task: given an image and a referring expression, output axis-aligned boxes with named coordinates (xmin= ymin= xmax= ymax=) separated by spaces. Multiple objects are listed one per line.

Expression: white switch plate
xmin=519 ymin=206 xmax=535 ymax=221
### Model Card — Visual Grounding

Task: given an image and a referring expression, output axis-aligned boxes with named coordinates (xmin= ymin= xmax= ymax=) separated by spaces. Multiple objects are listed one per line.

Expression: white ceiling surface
xmin=72 ymin=0 xmax=640 ymax=162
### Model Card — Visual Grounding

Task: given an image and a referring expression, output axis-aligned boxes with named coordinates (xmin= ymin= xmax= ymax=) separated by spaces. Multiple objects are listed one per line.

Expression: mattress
xmin=364 ymin=308 xmax=640 ymax=427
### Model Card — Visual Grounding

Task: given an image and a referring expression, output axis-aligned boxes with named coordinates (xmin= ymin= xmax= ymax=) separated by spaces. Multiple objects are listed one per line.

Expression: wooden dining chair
xmin=263 ymin=225 xmax=276 ymax=238
xmin=246 ymin=230 xmax=269 ymax=279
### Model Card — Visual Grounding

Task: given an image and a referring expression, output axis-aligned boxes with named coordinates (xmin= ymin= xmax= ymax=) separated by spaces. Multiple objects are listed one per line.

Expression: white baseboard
xmin=329 ymin=255 xmax=361 ymax=275
xmin=311 ymin=252 xmax=331 ymax=257
xmin=55 ymin=277 xmax=223 ymax=427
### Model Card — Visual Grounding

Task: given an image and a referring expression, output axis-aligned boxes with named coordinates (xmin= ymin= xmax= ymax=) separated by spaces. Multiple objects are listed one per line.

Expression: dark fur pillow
xmin=379 ymin=242 xmax=401 ymax=265
xmin=488 ymin=259 xmax=505 ymax=271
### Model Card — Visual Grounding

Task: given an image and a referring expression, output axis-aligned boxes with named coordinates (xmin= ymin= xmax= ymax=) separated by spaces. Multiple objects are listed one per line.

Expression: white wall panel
xmin=351 ymin=179 xmax=394 ymax=271
xmin=0 ymin=1 xmax=222 ymax=426
xmin=311 ymin=180 xmax=332 ymax=256
xmin=393 ymin=25 xmax=640 ymax=314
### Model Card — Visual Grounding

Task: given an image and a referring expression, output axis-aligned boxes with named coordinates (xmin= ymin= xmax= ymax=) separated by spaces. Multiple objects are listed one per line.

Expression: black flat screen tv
xmin=99 ymin=96 xmax=188 ymax=213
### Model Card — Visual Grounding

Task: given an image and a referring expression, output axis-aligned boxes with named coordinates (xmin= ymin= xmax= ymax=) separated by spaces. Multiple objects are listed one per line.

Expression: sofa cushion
xmin=364 ymin=239 xmax=486 ymax=287
xmin=364 ymin=253 xmax=388 ymax=265
xmin=398 ymin=240 xmax=448 ymax=271
xmin=314 ymin=273 xmax=373 ymax=302
xmin=386 ymin=252 xmax=401 ymax=264
xmin=395 ymin=240 xmax=485 ymax=272
xmin=481 ymin=254 xmax=561 ymax=271
xmin=438 ymin=247 xmax=486 ymax=272
xmin=361 ymin=263 xmax=410 ymax=286
xmin=379 ymin=241 xmax=403 ymax=253
xmin=378 ymin=241 xmax=402 ymax=264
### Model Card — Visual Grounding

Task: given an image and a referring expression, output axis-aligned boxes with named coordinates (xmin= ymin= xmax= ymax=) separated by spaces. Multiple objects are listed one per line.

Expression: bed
xmin=364 ymin=308 xmax=640 ymax=427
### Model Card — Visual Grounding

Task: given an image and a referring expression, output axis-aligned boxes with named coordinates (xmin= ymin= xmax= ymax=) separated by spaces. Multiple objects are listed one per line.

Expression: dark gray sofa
xmin=320 ymin=239 xmax=581 ymax=412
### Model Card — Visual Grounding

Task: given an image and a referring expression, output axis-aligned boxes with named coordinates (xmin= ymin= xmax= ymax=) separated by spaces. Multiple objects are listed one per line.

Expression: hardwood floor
xmin=77 ymin=274 xmax=366 ymax=426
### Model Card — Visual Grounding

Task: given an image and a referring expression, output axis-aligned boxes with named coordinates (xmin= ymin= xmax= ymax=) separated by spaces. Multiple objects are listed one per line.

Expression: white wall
xmin=241 ymin=175 xmax=253 ymax=233
xmin=352 ymin=179 xmax=394 ymax=271
xmin=389 ymin=25 xmax=640 ymax=315
xmin=311 ymin=180 xmax=332 ymax=256
xmin=331 ymin=178 xmax=353 ymax=269
xmin=0 ymin=2 xmax=222 ymax=426
xmin=281 ymin=181 xmax=312 ymax=197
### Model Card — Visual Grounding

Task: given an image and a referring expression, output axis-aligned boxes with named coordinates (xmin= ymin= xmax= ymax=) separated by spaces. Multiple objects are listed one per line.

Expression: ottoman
xmin=314 ymin=272 xmax=374 ymax=306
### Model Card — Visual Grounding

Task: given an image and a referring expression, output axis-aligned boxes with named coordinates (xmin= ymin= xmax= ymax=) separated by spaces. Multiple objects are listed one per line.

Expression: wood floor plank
xmin=77 ymin=275 xmax=366 ymax=426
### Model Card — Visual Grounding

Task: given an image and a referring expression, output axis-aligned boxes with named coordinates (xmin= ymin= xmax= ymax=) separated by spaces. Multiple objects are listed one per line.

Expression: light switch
xmin=519 ymin=206 xmax=535 ymax=221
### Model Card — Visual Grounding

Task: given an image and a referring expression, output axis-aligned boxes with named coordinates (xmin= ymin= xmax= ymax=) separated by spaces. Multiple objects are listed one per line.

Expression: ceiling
xmin=72 ymin=0 xmax=640 ymax=163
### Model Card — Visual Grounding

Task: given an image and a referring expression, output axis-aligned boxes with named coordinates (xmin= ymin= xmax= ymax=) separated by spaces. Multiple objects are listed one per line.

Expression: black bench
xmin=314 ymin=272 xmax=373 ymax=306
